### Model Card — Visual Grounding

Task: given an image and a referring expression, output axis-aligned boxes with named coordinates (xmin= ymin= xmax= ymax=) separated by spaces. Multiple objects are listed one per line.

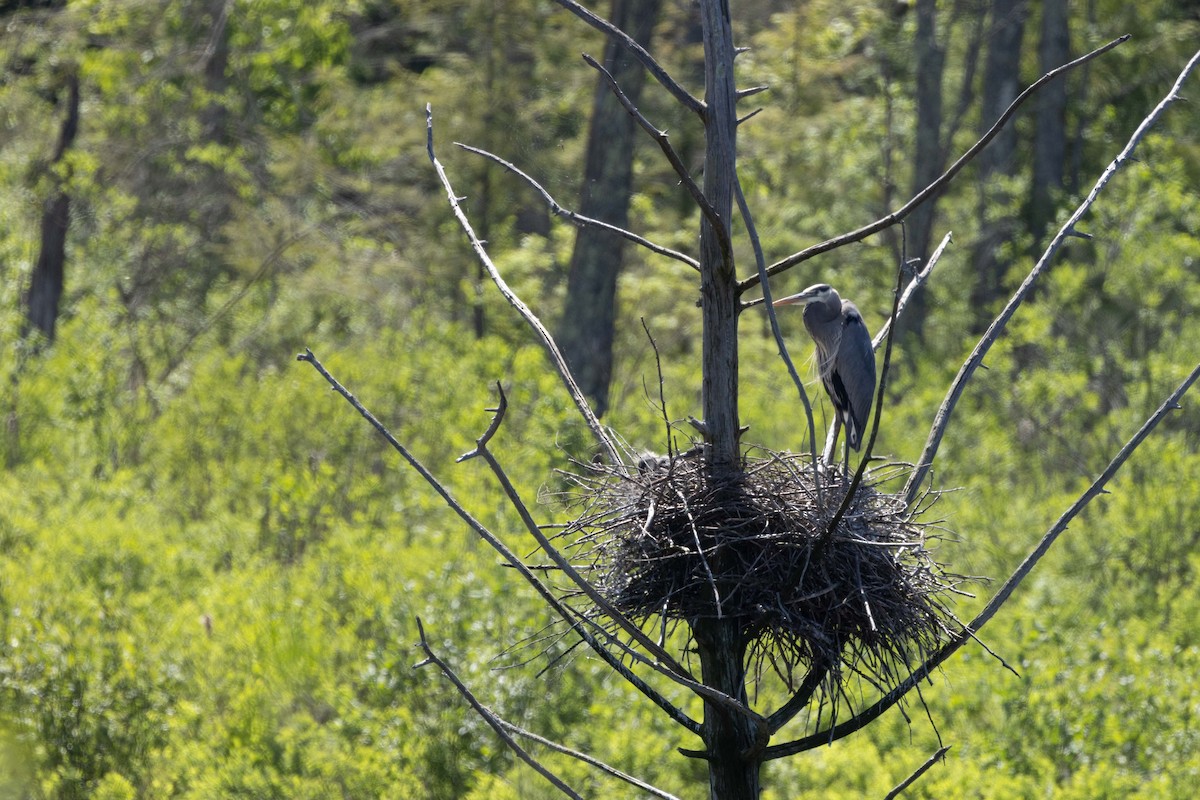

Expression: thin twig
xmin=641 ymin=318 xmax=675 ymax=459
xmin=736 ymin=34 xmax=1130 ymax=295
xmin=582 ymin=53 xmax=730 ymax=262
xmin=551 ymin=0 xmax=704 ymax=116
xmin=500 ymin=721 xmax=682 ymax=800
xmin=884 ymin=745 xmax=951 ymax=800
xmin=871 ymin=231 xmax=952 ymax=350
xmin=457 ymin=143 xmax=699 ymax=271
xmin=298 ymin=350 xmax=700 ymax=734
xmin=904 ymin=46 xmax=1200 ymax=505
xmin=414 ymin=618 xmax=585 ymax=800
xmin=426 ymin=105 xmax=621 ymax=466
xmin=762 ymin=360 xmax=1200 ymax=759
xmin=735 ymin=159 xmax=821 ymax=497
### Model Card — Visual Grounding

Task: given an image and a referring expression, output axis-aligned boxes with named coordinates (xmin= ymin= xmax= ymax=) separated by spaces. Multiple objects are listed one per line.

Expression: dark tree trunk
xmin=897 ymin=0 xmax=945 ymax=341
xmin=970 ymin=0 xmax=1027 ymax=325
xmin=693 ymin=617 xmax=758 ymax=799
xmin=1028 ymin=0 xmax=1069 ymax=248
xmin=698 ymin=0 xmax=740 ymax=475
xmin=23 ymin=71 xmax=80 ymax=342
xmin=696 ymin=1 xmax=757 ymax=797
xmin=556 ymin=0 xmax=662 ymax=415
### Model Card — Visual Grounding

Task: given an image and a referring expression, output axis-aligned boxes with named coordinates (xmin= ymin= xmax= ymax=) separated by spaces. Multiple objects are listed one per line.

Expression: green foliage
xmin=1 ymin=0 xmax=1198 ymax=797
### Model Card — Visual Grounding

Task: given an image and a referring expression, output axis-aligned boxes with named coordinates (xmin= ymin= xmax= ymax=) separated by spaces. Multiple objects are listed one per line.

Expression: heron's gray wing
xmin=834 ymin=302 xmax=877 ymax=450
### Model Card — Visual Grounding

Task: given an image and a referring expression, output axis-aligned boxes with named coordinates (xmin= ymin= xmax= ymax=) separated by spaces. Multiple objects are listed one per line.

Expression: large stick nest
xmin=557 ymin=446 xmax=968 ymax=689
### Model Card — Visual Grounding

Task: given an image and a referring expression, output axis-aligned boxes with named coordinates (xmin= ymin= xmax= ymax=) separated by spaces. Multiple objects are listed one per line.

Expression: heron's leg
xmin=821 ymin=416 xmax=842 ymax=466
xmin=842 ymin=432 xmax=851 ymax=480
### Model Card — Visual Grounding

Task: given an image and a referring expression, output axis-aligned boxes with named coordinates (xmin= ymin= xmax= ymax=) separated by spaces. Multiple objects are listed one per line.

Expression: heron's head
xmin=773 ymin=283 xmax=838 ymax=308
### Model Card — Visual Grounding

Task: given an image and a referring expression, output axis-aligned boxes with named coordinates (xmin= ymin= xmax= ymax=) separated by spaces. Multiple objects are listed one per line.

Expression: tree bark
xmin=694 ymin=617 xmax=758 ymax=799
xmin=696 ymin=1 xmax=758 ymax=796
xmin=557 ymin=0 xmax=662 ymax=415
xmin=23 ymin=71 xmax=80 ymax=342
xmin=969 ymin=0 xmax=1027 ymax=324
xmin=698 ymin=0 xmax=740 ymax=474
xmin=1029 ymin=0 xmax=1069 ymax=247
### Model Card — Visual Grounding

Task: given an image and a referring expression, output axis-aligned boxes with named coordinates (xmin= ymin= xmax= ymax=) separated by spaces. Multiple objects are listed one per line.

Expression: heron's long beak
xmin=773 ymin=287 xmax=820 ymax=307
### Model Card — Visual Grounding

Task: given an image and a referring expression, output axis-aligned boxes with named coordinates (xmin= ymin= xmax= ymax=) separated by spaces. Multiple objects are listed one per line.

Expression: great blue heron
xmin=773 ymin=283 xmax=876 ymax=468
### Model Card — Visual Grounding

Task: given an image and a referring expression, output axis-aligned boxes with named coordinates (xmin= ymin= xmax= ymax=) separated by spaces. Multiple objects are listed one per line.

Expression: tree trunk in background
xmin=1029 ymin=0 xmax=1069 ymax=249
xmin=557 ymin=0 xmax=662 ymax=416
xmin=970 ymin=0 xmax=1027 ymax=327
xmin=897 ymin=0 xmax=945 ymax=342
xmin=23 ymin=71 xmax=80 ymax=342
xmin=201 ymin=0 xmax=231 ymax=144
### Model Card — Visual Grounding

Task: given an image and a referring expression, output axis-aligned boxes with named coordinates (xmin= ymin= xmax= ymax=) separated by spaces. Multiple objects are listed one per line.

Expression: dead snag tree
xmin=301 ymin=2 xmax=1200 ymax=796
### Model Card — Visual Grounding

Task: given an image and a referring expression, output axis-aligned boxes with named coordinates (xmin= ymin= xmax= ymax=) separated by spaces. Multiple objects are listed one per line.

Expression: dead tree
xmin=301 ymin=3 xmax=1200 ymax=795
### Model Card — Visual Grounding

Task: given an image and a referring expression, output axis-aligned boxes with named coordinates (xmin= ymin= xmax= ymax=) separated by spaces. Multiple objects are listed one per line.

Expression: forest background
xmin=0 ymin=0 xmax=1198 ymax=798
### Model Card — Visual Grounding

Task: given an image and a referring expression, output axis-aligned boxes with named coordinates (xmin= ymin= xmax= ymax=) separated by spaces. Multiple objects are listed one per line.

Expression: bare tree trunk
xmin=897 ymin=0 xmax=945 ymax=341
xmin=969 ymin=0 xmax=1027 ymax=325
xmin=23 ymin=71 xmax=80 ymax=342
xmin=557 ymin=0 xmax=662 ymax=415
xmin=698 ymin=0 xmax=740 ymax=475
xmin=1029 ymin=0 xmax=1069 ymax=248
xmin=695 ymin=0 xmax=758 ymax=795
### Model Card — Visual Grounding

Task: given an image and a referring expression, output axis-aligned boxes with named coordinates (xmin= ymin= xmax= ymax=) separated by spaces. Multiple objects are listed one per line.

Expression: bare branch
xmin=456 ymin=143 xmax=699 ymax=272
xmin=871 ymin=231 xmax=952 ymax=350
xmin=904 ymin=46 xmax=1200 ymax=504
xmin=762 ymin=359 xmax=1200 ymax=759
xmin=735 ymin=167 xmax=822 ymax=495
xmin=582 ymin=53 xmax=731 ymax=262
xmin=551 ymin=0 xmax=704 ymax=116
xmin=500 ymin=722 xmax=682 ymax=800
xmin=297 ymin=350 xmax=700 ymax=734
xmin=736 ymin=34 xmax=1130 ymax=295
xmin=414 ymin=618 xmax=585 ymax=800
xmin=884 ymin=745 xmax=951 ymax=800
xmin=765 ymin=662 xmax=830 ymax=734
xmin=426 ymin=105 xmax=621 ymax=466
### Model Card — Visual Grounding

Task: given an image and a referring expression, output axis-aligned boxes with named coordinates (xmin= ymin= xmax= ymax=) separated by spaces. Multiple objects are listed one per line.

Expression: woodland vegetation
xmin=1 ymin=1 xmax=1199 ymax=798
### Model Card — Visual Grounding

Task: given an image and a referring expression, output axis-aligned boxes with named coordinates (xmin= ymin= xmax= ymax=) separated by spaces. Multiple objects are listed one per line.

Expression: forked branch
xmin=297 ymin=351 xmax=700 ymax=735
xmin=582 ymin=53 xmax=731 ymax=262
xmin=500 ymin=720 xmax=682 ymax=800
xmin=736 ymin=34 xmax=1130 ymax=295
xmin=456 ymin=142 xmax=699 ymax=271
xmin=415 ymin=617 xmax=584 ymax=800
xmin=551 ymin=0 xmax=704 ymax=116
xmin=904 ymin=46 xmax=1200 ymax=505
xmin=426 ymin=105 xmax=621 ymax=467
